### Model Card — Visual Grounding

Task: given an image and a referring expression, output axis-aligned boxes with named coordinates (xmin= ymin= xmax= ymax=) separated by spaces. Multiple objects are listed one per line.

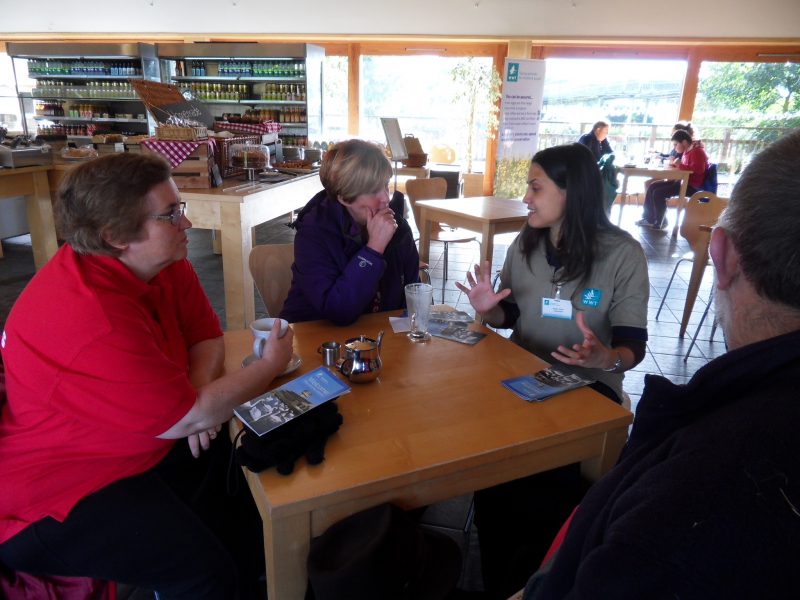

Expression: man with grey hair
xmin=523 ymin=130 xmax=800 ymax=599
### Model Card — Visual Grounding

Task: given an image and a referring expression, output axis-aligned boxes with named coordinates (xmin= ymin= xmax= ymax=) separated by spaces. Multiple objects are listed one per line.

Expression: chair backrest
xmin=405 ymin=177 xmax=448 ymax=229
xmin=248 ymin=243 xmax=295 ymax=318
xmin=700 ymin=162 xmax=718 ymax=194
xmin=679 ymin=191 xmax=728 ymax=254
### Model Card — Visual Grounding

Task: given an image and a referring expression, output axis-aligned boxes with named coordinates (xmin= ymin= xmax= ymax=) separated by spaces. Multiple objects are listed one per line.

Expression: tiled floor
xmin=0 ymin=198 xmax=726 ymax=596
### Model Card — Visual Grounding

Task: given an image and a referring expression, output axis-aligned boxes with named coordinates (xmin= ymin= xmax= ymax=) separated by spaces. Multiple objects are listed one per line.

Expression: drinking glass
xmin=405 ymin=283 xmax=433 ymax=342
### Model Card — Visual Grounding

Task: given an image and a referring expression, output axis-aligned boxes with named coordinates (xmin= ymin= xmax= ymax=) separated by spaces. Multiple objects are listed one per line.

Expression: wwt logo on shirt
xmin=580 ymin=288 xmax=602 ymax=308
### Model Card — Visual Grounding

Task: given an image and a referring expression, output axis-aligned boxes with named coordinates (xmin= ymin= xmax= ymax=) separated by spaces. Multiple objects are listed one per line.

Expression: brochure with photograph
xmin=234 ymin=367 xmax=351 ymax=436
xmin=429 ymin=309 xmax=474 ymax=324
xmin=427 ymin=309 xmax=487 ymax=345
xmin=502 ymin=367 xmax=595 ymax=402
xmin=427 ymin=320 xmax=487 ymax=345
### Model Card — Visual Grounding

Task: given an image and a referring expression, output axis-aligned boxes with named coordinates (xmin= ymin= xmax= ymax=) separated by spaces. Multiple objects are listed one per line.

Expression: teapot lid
xmin=345 ymin=337 xmax=375 ymax=350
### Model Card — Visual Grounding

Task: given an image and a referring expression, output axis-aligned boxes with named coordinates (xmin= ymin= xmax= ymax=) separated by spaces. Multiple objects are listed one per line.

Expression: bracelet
xmin=603 ymin=351 xmax=624 ymax=373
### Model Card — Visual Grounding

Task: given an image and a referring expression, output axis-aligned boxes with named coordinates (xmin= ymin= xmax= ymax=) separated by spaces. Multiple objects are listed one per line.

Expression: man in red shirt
xmin=0 ymin=153 xmax=293 ymax=599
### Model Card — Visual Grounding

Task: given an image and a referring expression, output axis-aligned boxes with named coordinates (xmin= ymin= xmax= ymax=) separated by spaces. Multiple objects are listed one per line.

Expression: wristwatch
xmin=603 ymin=351 xmax=623 ymax=373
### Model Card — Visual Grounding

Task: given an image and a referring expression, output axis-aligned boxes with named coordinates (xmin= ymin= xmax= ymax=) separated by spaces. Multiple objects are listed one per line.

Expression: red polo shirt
xmin=0 ymin=245 xmax=222 ymax=544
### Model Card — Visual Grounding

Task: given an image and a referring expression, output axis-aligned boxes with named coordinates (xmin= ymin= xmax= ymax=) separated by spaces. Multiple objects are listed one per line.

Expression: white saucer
xmin=241 ymin=352 xmax=302 ymax=376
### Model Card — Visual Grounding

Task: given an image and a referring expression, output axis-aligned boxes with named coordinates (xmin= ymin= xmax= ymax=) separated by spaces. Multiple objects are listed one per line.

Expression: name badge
xmin=542 ymin=297 xmax=573 ymax=320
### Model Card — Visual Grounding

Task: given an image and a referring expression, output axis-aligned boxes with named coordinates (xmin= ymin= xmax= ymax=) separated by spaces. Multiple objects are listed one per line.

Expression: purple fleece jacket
xmin=279 ymin=190 xmax=420 ymax=325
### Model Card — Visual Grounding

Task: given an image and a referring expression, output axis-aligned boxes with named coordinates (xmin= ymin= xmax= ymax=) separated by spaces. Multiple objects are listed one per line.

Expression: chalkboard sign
xmin=380 ymin=117 xmax=408 ymax=161
xmin=130 ymin=79 xmax=214 ymax=127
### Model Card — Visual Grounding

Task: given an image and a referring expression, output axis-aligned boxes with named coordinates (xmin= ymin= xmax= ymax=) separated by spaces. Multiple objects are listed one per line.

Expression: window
xmin=0 ymin=52 xmax=23 ymax=133
xmin=320 ymin=55 xmax=348 ymax=143
xmin=695 ymin=61 xmax=800 ymax=175
xmin=359 ymin=54 xmax=495 ymax=172
xmin=539 ymin=57 xmax=687 ymax=162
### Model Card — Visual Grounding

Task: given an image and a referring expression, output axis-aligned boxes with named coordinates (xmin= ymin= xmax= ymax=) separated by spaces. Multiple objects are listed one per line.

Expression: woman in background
xmin=637 ymin=128 xmax=709 ymax=229
xmin=280 ymin=139 xmax=419 ymax=325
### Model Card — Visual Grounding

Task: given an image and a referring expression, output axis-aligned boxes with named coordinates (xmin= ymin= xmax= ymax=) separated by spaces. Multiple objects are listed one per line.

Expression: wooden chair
xmin=405 ymin=177 xmax=480 ymax=303
xmin=248 ymin=243 xmax=295 ymax=318
xmin=655 ymin=191 xmax=728 ymax=337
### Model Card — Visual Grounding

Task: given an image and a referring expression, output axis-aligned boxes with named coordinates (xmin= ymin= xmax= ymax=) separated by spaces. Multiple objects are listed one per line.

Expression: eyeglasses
xmin=150 ymin=202 xmax=186 ymax=227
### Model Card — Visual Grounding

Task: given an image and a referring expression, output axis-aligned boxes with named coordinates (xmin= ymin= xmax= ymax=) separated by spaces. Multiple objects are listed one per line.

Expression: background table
xmin=0 ymin=165 xmax=58 ymax=269
xmin=618 ymin=166 xmax=690 ymax=236
xmin=416 ymin=196 xmax=529 ymax=268
xmin=181 ymin=174 xmax=322 ymax=329
xmin=225 ymin=310 xmax=632 ymax=599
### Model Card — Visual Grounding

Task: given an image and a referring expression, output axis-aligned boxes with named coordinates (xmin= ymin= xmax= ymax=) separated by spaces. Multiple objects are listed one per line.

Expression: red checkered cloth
xmin=213 ymin=121 xmax=282 ymax=135
xmin=140 ymin=138 xmax=217 ymax=169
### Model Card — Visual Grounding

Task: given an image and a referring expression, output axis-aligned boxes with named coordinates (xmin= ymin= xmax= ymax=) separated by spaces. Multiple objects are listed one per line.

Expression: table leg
xmin=680 ymin=248 xmax=708 ymax=337
xmin=580 ymin=425 xmax=628 ymax=481
xmin=418 ymin=207 xmax=432 ymax=265
xmin=264 ymin=511 xmax=312 ymax=600
xmin=618 ymin=175 xmax=629 ymax=226
xmin=26 ymin=171 xmax=59 ymax=270
xmin=219 ymin=203 xmax=254 ymax=330
xmin=481 ymin=223 xmax=494 ymax=266
xmin=672 ymin=176 xmax=690 ymax=238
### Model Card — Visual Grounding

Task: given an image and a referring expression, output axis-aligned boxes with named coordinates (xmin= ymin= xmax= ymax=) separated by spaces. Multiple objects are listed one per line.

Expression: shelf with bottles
xmin=181 ymin=81 xmax=306 ymax=103
xmin=32 ymin=80 xmax=139 ymax=100
xmin=34 ymin=100 xmax=146 ymax=123
xmin=175 ymin=59 xmax=306 ymax=80
xmin=34 ymin=116 xmax=147 ymax=124
xmin=27 ymin=58 xmax=144 ymax=78
xmin=278 ymin=135 xmax=309 ymax=147
xmin=223 ymin=107 xmax=307 ymax=126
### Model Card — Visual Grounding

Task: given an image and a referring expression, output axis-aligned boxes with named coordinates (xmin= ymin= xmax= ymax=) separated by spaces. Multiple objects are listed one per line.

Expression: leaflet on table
xmin=234 ymin=367 xmax=351 ymax=437
xmin=502 ymin=367 xmax=595 ymax=402
xmin=428 ymin=310 xmax=487 ymax=345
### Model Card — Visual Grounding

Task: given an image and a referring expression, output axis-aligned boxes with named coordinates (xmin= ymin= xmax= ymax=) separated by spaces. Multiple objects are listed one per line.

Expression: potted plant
xmin=449 ymin=58 xmax=501 ymax=196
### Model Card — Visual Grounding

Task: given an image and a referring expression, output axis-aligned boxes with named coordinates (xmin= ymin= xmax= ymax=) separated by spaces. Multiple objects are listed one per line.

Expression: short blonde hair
xmin=319 ymin=139 xmax=392 ymax=203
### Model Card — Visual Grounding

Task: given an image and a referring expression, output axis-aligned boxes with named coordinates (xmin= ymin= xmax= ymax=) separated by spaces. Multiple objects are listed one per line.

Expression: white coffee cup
xmin=250 ymin=317 xmax=289 ymax=358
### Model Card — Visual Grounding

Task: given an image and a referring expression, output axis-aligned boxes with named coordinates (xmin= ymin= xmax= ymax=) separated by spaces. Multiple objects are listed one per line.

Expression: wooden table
xmin=224 ymin=311 xmax=632 ymax=599
xmin=416 ymin=196 xmax=529 ymax=268
xmin=0 ymin=165 xmax=58 ymax=269
xmin=181 ymin=174 xmax=322 ymax=330
xmin=618 ymin=166 xmax=690 ymax=237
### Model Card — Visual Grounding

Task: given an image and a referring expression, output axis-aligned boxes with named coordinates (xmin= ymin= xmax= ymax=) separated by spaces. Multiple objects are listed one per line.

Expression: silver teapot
xmin=339 ymin=331 xmax=383 ymax=383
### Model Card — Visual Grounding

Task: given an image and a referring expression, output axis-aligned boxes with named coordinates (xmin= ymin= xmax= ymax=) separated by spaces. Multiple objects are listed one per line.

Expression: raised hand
xmin=365 ymin=206 xmax=398 ymax=254
xmin=455 ymin=261 xmax=511 ymax=315
xmin=551 ymin=311 xmax=615 ymax=370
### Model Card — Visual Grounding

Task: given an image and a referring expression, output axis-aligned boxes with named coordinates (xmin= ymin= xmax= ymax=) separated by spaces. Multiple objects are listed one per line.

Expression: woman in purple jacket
xmin=280 ymin=139 xmax=420 ymax=325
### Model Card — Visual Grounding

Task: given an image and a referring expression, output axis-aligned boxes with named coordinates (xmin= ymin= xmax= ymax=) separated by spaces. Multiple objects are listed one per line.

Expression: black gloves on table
xmin=236 ymin=401 xmax=343 ymax=475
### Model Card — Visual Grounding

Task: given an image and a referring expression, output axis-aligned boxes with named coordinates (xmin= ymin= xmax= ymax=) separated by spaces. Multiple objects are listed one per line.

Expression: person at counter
xmin=280 ymin=139 xmax=420 ymax=325
xmin=577 ymin=120 xmax=613 ymax=161
xmin=0 ymin=153 xmax=293 ymax=599
xmin=456 ymin=142 xmax=649 ymax=600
